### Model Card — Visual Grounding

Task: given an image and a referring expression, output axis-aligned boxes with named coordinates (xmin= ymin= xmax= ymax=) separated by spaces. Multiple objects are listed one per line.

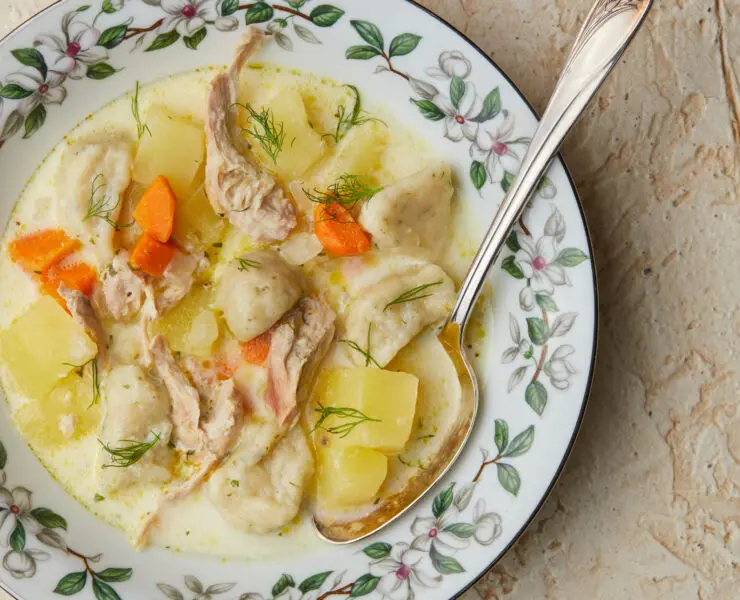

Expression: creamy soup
xmin=0 ymin=30 xmax=491 ymax=560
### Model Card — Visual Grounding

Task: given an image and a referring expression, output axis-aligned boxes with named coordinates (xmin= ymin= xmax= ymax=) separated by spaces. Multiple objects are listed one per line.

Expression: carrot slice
xmin=8 ymin=229 xmax=80 ymax=273
xmin=314 ymin=202 xmax=371 ymax=256
xmin=46 ymin=262 xmax=98 ymax=297
xmin=240 ymin=330 xmax=272 ymax=365
xmin=214 ymin=359 xmax=237 ymax=381
xmin=133 ymin=175 xmax=176 ymax=243
xmin=130 ymin=233 xmax=177 ymax=277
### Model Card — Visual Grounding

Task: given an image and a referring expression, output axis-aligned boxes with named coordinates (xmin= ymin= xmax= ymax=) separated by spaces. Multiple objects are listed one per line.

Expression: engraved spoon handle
xmin=449 ymin=0 xmax=653 ymax=328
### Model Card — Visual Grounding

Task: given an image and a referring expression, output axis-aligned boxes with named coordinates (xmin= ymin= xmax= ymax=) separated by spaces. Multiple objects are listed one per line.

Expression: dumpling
xmin=207 ymin=426 xmax=313 ymax=534
xmin=214 ymin=249 xmax=303 ymax=341
xmin=359 ymin=163 xmax=453 ymax=260
xmin=342 ymin=263 xmax=455 ymax=368
xmin=95 ymin=365 xmax=172 ymax=494
xmin=56 ymin=136 xmax=134 ymax=266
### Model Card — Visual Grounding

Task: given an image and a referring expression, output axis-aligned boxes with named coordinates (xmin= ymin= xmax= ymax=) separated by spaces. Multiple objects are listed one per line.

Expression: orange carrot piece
xmin=214 ymin=360 xmax=237 ymax=381
xmin=314 ymin=202 xmax=371 ymax=257
xmin=133 ymin=175 xmax=176 ymax=243
xmin=240 ymin=330 xmax=272 ymax=365
xmin=37 ymin=276 xmax=65 ymax=307
xmin=130 ymin=233 xmax=177 ymax=277
xmin=38 ymin=262 xmax=98 ymax=310
xmin=8 ymin=229 xmax=80 ymax=273
xmin=46 ymin=262 xmax=98 ymax=297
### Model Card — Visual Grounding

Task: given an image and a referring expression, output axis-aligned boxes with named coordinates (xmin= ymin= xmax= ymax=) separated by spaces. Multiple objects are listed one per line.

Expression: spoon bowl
xmin=313 ymin=322 xmax=477 ymax=543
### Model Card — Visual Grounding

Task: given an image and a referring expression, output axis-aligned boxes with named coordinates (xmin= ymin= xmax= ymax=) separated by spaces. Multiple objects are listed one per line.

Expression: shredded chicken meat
xmin=58 ymin=284 xmax=108 ymax=364
xmin=137 ymin=342 xmax=244 ymax=547
xmin=99 ymin=251 xmax=147 ymax=321
xmin=149 ymin=335 xmax=205 ymax=453
xmin=185 ymin=358 xmax=243 ymax=457
xmin=156 ymin=251 xmax=207 ymax=314
xmin=205 ymin=28 xmax=297 ymax=242
xmin=265 ymin=296 xmax=336 ymax=427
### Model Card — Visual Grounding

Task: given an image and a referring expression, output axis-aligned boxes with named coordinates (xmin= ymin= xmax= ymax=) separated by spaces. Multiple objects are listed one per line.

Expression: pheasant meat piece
xmin=58 ymin=284 xmax=108 ymax=364
xmin=149 ymin=335 xmax=205 ymax=454
xmin=98 ymin=251 xmax=147 ymax=321
xmin=265 ymin=296 xmax=335 ymax=427
xmin=156 ymin=251 xmax=208 ymax=314
xmin=205 ymin=29 xmax=297 ymax=242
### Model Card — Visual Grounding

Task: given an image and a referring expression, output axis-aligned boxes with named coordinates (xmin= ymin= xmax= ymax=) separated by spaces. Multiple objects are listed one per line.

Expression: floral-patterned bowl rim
xmin=0 ymin=1 xmax=597 ymax=599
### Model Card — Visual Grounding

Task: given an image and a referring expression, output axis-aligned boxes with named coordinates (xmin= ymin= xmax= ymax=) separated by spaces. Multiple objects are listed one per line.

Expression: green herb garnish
xmin=235 ymin=257 xmax=261 ymax=271
xmin=338 ymin=323 xmax=380 ymax=367
xmin=324 ymin=85 xmax=385 ymax=143
xmin=236 ymin=103 xmax=285 ymax=163
xmin=83 ymin=174 xmax=132 ymax=231
xmin=398 ymin=455 xmax=424 ymax=469
xmin=304 ymin=174 xmax=382 ymax=211
xmin=131 ymin=80 xmax=151 ymax=140
xmin=62 ymin=357 xmax=100 ymax=407
xmin=383 ymin=281 xmax=443 ymax=311
xmin=312 ymin=402 xmax=381 ymax=438
xmin=99 ymin=431 xmax=161 ymax=469
xmin=93 ymin=494 xmax=105 ymax=502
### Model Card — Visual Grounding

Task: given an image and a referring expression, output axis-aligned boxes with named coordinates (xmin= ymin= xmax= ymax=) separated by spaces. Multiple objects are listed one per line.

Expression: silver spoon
xmin=315 ymin=0 xmax=653 ymax=543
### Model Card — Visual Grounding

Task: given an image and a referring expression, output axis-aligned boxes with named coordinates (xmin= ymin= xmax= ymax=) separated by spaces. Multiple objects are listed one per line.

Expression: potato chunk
xmin=314 ymin=121 xmax=388 ymax=186
xmin=317 ymin=445 xmax=388 ymax=506
xmin=0 ymin=296 xmax=97 ymax=398
xmin=314 ymin=368 xmax=418 ymax=453
xmin=133 ymin=107 xmax=205 ymax=197
xmin=186 ymin=310 xmax=219 ymax=358
xmin=14 ymin=371 xmax=102 ymax=449
xmin=244 ymin=87 xmax=325 ymax=180
xmin=172 ymin=184 xmax=224 ymax=249
xmin=151 ymin=285 xmax=212 ymax=354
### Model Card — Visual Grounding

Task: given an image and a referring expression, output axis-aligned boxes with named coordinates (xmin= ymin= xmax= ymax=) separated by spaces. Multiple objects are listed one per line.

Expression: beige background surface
xmin=1 ymin=0 xmax=738 ymax=598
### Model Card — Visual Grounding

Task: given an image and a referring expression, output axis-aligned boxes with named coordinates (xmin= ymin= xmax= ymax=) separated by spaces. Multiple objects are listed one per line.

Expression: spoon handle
xmin=449 ymin=0 xmax=653 ymax=328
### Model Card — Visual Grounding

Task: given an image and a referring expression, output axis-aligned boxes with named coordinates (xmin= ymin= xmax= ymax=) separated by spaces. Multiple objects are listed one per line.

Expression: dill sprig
xmin=384 ymin=281 xmax=443 ymax=311
xmin=312 ymin=202 xmax=356 ymax=225
xmin=99 ymin=431 xmax=161 ymax=469
xmin=62 ymin=357 xmax=100 ymax=407
xmin=131 ymin=80 xmax=151 ymax=140
xmin=235 ymin=257 xmax=261 ymax=271
xmin=312 ymin=402 xmax=381 ymax=438
xmin=324 ymin=85 xmax=385 ymax=143
xmin=338 ymin=323 xmax=380 ymax=368
xmin=304 ymin=174 xmax=382 ymax=211
xmin=83 ymin=174 xmax=132 ymax=231
xmin=236 ymin=103 xmax=285 ymax=164
xmin=398 ymin=455 xmax=424 ymax=469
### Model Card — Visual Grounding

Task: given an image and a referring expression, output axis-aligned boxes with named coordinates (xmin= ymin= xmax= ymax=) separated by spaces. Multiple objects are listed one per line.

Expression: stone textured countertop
xmin=1 ymin=1 xmax=737 ymax=598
